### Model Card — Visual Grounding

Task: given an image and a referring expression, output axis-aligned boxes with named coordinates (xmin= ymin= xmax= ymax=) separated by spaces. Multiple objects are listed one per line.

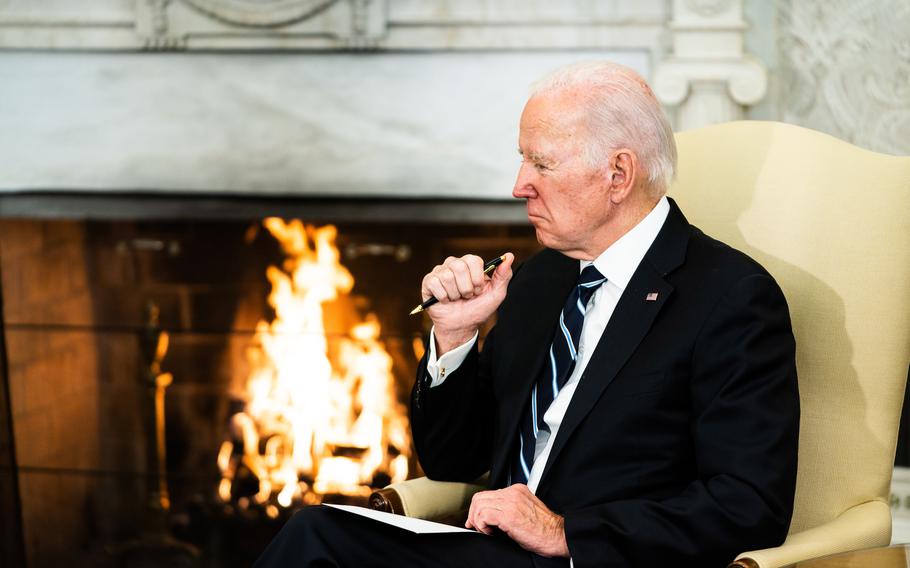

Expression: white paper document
xmin=324 ymin=504 xmax=479 ymax=535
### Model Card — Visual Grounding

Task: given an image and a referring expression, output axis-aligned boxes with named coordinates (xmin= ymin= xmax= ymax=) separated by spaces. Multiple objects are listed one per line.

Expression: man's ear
xmin=606 ymin=149 xmax=637 ymax=203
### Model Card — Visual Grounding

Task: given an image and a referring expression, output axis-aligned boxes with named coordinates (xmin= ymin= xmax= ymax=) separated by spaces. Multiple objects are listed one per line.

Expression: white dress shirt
xmin=425 ymin=196 xmax=670 ymax=494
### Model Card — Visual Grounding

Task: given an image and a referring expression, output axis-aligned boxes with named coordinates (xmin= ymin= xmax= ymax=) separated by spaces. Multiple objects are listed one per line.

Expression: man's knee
xmin=284 ymin=505 xmax=333 ymax=539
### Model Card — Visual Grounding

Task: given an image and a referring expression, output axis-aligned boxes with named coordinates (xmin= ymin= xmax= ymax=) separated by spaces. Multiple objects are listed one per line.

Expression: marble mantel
xmin=0 ymin=51 xmax=650 ymax=198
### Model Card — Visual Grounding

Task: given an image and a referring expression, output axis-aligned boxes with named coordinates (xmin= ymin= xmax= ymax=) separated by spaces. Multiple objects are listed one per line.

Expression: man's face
xmin=512 ymin=91 xmax=612 ymax=259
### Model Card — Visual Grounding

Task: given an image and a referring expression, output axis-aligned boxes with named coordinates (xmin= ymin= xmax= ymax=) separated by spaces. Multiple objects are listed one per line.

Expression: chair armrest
xmin=369 ymin=475 xmax=488 ymax=521
xmin=727 ymin=500 xmax=892 ymax=568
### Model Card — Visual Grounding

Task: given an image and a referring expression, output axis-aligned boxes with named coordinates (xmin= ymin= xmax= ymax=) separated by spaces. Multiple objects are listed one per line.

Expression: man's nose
xmin=512 ymin=165 xmax=539 ymax=199
xmin=512 ymin=183 xmax=538 ymax=199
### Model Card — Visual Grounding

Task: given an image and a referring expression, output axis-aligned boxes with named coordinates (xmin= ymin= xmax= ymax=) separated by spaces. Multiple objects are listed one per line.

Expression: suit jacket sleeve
xmin=410 ymin=325 xmax=498 ymax=482
xmin=564 ymin=273 xmax=800 ymax=567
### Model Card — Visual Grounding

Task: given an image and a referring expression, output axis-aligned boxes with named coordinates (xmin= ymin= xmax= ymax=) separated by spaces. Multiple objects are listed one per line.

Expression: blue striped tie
xmin=511 ymin=265 xmax=607 ymax=485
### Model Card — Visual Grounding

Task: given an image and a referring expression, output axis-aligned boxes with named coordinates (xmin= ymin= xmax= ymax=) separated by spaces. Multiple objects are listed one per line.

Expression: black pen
xmin=409 ymin=255 xmax=507 ymax=315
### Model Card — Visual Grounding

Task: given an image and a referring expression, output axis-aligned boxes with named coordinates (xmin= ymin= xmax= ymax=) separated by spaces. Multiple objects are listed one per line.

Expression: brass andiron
xmin=141 ymin=301 xmax=173 ymax=526
xmin=109 ymin=302 xmax=198 ymax=567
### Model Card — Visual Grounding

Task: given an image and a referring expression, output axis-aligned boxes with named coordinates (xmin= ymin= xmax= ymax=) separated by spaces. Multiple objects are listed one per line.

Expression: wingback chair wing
xmin=370 ymin=121 xmax=910 ymax=568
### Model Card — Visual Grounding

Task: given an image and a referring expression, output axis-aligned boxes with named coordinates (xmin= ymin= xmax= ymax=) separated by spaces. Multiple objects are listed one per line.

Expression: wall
xmin=776 ymin=0 xmax=910 ymax=155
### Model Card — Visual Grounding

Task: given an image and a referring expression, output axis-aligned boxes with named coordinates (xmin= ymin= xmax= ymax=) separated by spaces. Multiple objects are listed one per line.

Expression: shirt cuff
xmin=425 ymin=327 xmax=478 ymax=388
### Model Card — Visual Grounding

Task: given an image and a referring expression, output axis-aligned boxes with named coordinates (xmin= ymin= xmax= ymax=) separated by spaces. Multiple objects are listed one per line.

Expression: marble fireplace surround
xmin=0 ymin=50 xmax=648 ymax=201
xmin=0 ymin=0 xmax=771 ymax=202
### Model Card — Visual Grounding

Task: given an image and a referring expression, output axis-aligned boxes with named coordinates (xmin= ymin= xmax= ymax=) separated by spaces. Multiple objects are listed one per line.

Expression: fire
xmin=218 ymin=220 xmax=410 ymax=509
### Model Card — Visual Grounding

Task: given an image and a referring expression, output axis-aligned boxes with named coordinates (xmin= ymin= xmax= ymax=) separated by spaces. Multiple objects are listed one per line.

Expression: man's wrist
xmin=551 ymin=515 xmax=570 ymax=558
xmin=434 ymin=327 xmax=479 ymax=355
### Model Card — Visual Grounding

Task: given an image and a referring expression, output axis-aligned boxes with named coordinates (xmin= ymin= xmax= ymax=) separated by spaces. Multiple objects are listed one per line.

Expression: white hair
xmin=530 ymin=61 xmax=677 ymax=197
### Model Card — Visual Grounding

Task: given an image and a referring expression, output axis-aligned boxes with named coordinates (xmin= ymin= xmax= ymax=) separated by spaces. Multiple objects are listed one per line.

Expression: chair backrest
xmin=668 ymin=121 xmax=910 ymax=536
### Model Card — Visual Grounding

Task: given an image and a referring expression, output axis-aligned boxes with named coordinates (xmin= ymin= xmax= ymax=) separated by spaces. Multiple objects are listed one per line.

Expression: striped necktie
xmin=511 ymin=264 xmax=607 ymax=485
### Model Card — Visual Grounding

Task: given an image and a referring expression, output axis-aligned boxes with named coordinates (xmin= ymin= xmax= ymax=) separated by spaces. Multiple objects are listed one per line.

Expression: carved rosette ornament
xmin=179 ymin=0 xmax=338 ymax=27
xmin=653 ymin=0 xmax=768 ymax=130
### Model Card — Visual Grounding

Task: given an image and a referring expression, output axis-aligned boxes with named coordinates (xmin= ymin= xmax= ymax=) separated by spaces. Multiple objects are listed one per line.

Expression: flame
xmin=218 ymin=220 xmax=410 ymax=508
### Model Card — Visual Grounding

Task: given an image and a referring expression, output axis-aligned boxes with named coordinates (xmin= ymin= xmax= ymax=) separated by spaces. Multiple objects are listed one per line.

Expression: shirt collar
xmin=581 ymin=196 xmax=670 ymax=291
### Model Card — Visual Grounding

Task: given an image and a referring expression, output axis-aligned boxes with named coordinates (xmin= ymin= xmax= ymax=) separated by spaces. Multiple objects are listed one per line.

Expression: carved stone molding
xmin=0 ymin=0 xmax=669 ymax=51
xmin=685 ymin=0 xmax=734 ymax=18
xmin=344 ymin=0 xmax=382 ymax=49
xmin=180 ymin=0 xmax=338 ymax=27
xmin=653 ymin=0 xmax=767 ymax=130
xmin=778 ymin=0 xmax=910 ymax=155
xmin=140 ymin=0 xmax=188 ymax=50
xmin=135 ymin=0 xmax=387 ymax=51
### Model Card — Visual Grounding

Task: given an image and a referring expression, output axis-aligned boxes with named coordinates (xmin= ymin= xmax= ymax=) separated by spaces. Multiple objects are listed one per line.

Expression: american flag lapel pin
xmin=645 ymin=292 xmax=659 ymax=302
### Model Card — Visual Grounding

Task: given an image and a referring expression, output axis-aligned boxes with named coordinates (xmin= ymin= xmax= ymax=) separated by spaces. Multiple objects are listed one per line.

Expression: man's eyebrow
xmin=518 ymin=148 xmax=549 ymax=163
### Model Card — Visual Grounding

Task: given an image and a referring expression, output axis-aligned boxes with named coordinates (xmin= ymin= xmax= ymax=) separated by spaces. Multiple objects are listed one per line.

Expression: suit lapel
xmin=491 ymin=251 xmax=577 ymax=486
xmin=537 ymin=199 xmax=691 ymax=488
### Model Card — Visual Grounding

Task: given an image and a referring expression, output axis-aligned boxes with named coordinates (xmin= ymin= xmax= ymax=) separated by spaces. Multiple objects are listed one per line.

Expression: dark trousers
xmin=253 ymin=505 xmax=569 ymax=567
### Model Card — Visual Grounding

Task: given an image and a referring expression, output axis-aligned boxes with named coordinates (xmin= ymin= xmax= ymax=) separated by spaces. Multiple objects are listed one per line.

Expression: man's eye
xmin=534 ymin=163 xmax=549 ymax=172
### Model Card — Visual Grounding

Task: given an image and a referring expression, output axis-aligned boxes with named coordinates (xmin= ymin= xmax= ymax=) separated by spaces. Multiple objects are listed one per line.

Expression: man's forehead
xmin=519 ymin=94 xmax=588 ymax=142
xmin=521 ymin=113 xmax=564 ymax=135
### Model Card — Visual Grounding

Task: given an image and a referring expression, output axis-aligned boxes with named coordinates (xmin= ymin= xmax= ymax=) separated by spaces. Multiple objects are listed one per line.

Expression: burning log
xmin=217 ymin=221 xmax=411 ymax=513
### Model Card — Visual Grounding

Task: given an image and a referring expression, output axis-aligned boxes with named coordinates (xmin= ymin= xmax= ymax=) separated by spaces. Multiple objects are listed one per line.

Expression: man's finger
xmin=422 ymin=275 xmax=450 ymax=304
xmin=474 ymin=506 xmax=502 ymax=535
xmin=467 ymin=490 xmax=500 ymax=531
xmin=448 ymin=258 xmax=476 ymax=298
xmin=465 ymin=492 xmax=485 ymax=529
xmin=463 ymin=254 xmax=486 ymax=290
xmin=433 ymin=266 xmax=463 ymax=301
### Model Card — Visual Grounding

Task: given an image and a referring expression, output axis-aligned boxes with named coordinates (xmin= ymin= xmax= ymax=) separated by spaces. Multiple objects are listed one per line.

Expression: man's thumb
xmin=491 ymin=252 xmax=515 ymax=288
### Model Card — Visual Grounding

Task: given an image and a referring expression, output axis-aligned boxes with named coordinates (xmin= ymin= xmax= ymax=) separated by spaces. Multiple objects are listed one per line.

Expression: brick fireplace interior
xmin=0 ymin=193 xmax=541 ymax=567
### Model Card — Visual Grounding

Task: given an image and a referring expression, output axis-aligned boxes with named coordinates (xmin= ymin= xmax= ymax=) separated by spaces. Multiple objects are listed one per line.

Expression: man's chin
xmin=534 ymin=231 xmax=584 ymax=257
xmin=534 ymin=228 xmax=556 ymax=249
xmin=529 ymin=220 xmax=562 ymax=249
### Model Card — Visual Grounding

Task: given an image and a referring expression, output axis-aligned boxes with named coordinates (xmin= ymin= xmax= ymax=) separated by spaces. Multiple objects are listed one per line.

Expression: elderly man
xmin=255 ymin=61 xmax=799 ymax=567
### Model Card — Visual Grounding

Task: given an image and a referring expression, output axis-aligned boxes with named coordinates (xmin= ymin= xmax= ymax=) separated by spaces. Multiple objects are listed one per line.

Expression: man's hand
xmin=465 ymin=484 xmax=569 ymax=558
xmin=421 ymin=253 xmax=514 ymax=354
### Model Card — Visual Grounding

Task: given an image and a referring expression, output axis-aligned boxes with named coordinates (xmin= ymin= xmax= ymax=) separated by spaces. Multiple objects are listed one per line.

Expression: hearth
xmin=0 ymin=192 xmax=540 ymax=567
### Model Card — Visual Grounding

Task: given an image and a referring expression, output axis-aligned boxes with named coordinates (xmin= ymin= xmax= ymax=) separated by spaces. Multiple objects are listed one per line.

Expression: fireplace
xmin=0 ymin=192 xmax=540 ymax=567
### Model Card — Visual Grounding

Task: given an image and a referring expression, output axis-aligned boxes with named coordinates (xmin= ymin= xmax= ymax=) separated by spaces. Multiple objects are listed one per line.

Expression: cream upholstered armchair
xmin=369 ymin=122 xmax=910 ymax=568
